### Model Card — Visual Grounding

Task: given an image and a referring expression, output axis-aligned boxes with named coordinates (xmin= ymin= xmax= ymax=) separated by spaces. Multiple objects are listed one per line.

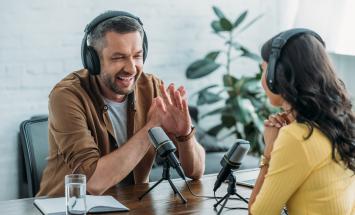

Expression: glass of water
xmin=65 ymin=174 xmax=86 ymax=215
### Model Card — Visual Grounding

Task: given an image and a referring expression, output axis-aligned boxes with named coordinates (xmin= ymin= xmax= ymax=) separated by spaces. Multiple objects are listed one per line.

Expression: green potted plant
xmin=186 ymin=6 xmax=277 ymax=154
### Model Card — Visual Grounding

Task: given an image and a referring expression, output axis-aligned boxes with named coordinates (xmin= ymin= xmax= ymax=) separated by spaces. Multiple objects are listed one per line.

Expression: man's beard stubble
xmin=100 ymin=71 xmax=137 ymax=96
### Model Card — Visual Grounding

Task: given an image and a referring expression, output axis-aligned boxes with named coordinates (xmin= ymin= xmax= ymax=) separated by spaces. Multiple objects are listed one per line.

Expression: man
xmin=37 ymin=11 xmax=205 ymax=197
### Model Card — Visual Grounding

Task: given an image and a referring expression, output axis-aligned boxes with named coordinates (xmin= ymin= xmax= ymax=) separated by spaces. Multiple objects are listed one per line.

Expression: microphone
xmin=213 ymin=140 xmax=250 ymax=192
xmin=148 ymin=127 xmax=186 ymax=180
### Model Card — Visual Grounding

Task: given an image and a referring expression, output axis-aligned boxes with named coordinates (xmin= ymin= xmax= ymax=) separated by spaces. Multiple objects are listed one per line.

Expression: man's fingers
xmin=177 ymin=86 xmax=186 ymax=99
xmin=175 ymin=90 xmax=183 ymax=110
xmin=160 ymin=82 xmax=172 ymax=105
xmin=168 ymin=84 xmax=177 ymax=106
xmin=156 ymin=97 xmax=167 ymax=112
xmin=182 ymin=99 xmax=189 ymax=115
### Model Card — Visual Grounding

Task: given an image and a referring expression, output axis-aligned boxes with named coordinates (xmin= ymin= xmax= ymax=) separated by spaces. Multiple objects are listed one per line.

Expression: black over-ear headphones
xmin=266 ymin=28 xmax=325 ymax=94
xmin=81 ymin=11 xmax=148 ymax=75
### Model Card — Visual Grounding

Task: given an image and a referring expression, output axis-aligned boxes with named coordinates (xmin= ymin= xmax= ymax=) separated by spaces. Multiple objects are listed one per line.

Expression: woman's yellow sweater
xmin=251 ymin=122 xmax=354 ymax=215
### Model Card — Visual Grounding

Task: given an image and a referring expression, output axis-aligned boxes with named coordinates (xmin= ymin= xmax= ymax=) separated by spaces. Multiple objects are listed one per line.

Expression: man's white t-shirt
xmin=103 ymin=97 xmax=127 ymax=147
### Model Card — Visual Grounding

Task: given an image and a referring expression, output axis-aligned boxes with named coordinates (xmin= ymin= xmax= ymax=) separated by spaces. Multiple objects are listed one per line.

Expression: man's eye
xmin=111 ymin=57 xmax=124 ymax=60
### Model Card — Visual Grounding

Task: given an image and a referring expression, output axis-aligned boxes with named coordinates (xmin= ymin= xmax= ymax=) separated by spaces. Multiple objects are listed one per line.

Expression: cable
xmin=183 ymin=178 xmax=248 ymax=201
xmin=183 ymin=179 xmax=288 ymax=214
xmin=214 ymin=191 xmax=218 ymax=202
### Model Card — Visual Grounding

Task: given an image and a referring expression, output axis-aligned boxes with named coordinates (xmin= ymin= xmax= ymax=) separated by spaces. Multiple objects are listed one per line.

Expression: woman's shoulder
xmin=279 ymin=121 xmax=311 ymax=141
xmin=281 ymin=121 xmax=328 ymax=141
xmin=279 ymin=121 xmax=332 ymax=159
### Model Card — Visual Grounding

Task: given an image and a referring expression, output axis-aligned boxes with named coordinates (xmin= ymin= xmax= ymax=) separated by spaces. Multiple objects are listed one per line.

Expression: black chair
xmin=19 ymin=115 xmax=49 ymax=197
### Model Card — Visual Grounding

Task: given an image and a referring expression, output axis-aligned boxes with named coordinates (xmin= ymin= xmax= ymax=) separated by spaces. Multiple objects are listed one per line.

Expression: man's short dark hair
xmin=88 ymin=16 xmax=144 ymax=56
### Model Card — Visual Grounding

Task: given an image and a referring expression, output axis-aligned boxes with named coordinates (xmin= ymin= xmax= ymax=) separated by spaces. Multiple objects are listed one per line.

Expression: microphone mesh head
xmin=148 ymin=127 xmax=170 ymax=148
xmin=225 ymin=140 xmax=250 ymax=167
xmin=148 ymin=127 xmax=176 ymax=157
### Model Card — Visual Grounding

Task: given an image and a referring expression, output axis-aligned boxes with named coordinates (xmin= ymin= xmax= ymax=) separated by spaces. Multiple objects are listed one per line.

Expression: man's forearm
xmin=87 ymin=123 xmax=153 ymax=195
xmin=176 ymin=136 xmax=205 ymax=179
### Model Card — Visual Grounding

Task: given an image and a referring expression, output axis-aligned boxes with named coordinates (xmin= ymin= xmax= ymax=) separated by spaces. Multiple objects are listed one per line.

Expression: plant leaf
xmin=230 ymin=42 xmax=262 ymax=62
xmin=233 ymin=97 xmax=255 ymax=124
xmin=234 ymin=78 xmax=246 ymax=95
xmin=219 ymin=129 xmax=239 ymax=140
xmin=240 ymin=47 xmax=262 ymax=62
xmin=200 ymin=107 xmax=225 ymax=119
xmin=197 ymin=91 xmax=223 ymax=105
xmin=256 ymin=64 xmax=263 ymax=79
xmin=239 ymin=99 xmax=264 ymax=132
xmin=220 ymin=18 xmax=233 ymax=31
xmin=241 ymin=79 xmax=262 ymax=95
xmin=250 ymin=112 xmax=264 ymax=132
xmin=244 ymin=123 xmax=263 ymax=154
xmin=189 ymin=7 xmax=272 ymax=156
xmin=211 ymin=20 xmax=223 ymax=32
xmin=212 ymin=6 xmax=225 ymax=19
xmin=194 ymin=84 xmax=220 ymax=94
xmin=229 ymin=41 xmax=242 ymax=50
xmin=223 ymin=74 xmax=239 ymax=97
xmin=223 ymin=74 xmax=238 ymax=87
xmin=205 ymin=51 xmax=220 ymax=61
xmin=221 ymin=114 xmax=236 ymax=128
xmin=207 ymin=124 xmax=224 ymax=136
xmin=193 ymin=84 xmax=222 ymax=105
xmin=238 ymin=14 xmax=263 ymax=33
xmin=233 ymin=10 xmax=248 ymax=29
xmin=186 ymin=59 xmax=220 ymax=79
xmin=235 ymin=77 xmax=260 ymax=96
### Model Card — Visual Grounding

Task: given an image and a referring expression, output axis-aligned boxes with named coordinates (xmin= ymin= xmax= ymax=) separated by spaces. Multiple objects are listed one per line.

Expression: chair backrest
xmin=19 ymin=115 xmax=49 ymax=197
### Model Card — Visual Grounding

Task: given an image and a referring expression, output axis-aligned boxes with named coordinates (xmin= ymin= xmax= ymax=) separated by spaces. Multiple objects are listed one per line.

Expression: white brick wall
xmin=5 ymin=0 xmax=354 ymax=200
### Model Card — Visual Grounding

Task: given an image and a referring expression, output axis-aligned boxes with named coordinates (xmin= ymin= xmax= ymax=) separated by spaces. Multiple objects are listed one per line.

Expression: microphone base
xmin=138 ymin=161 xmax=187 ymax=204
xmin=213 ymin=173 xmax=249 ymax=215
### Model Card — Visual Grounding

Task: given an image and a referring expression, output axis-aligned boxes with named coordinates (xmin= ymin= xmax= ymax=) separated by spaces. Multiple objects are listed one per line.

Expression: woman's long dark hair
xmin=261 ymin=33 xmax=355 ymax=172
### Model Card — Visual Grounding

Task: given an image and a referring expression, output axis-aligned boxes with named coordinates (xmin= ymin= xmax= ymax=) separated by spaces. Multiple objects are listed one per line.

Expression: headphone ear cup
xmin=85 ymin=46 xmax=101 ymax=75
xmin=266 ymin=54 xmax=278 ymax=94
xmin=142 ymin=30 xmax=148 ymax=63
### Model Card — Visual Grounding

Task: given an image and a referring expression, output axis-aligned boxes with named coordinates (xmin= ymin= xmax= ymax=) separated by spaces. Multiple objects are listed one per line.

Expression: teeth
xmin=118 ymin=77 xmax=133 ymax=80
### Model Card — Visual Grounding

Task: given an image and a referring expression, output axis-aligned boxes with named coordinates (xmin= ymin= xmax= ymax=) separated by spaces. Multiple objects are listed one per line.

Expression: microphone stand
xmin=138 ymin=159 xmax=187 ymax=204
xmin=213 ymin=173 xmax=249 ymax=215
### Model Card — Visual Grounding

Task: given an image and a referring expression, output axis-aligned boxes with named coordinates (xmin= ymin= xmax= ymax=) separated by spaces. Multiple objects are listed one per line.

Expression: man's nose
xmin=124 ymin=58 xmax=136 ymax=75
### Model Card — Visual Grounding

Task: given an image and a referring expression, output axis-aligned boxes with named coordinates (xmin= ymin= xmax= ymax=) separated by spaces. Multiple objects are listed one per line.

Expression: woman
xmin=248 ymin=29 xmax=355 ymax=215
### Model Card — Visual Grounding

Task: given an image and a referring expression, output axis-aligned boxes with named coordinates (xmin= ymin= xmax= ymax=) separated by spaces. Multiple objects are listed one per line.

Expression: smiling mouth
xmin=117 ymin=76 xmax=134 ymax=81
xmin=115 ymin=75 xmax=135 ymax=88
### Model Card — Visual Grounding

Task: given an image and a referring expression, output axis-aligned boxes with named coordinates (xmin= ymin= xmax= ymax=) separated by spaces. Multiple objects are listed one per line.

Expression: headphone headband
xmin=266 ymin=28 xmax=325 ymax=94
xmin=81 ymin=11 xmax=148 ymax=75
xmin=84 ymin=11 xmax=143 ymax=34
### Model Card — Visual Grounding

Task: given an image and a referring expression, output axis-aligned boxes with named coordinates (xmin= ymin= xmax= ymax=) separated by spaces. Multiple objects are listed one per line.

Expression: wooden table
xmin=0 ymin=169 xmax=259 ymax=215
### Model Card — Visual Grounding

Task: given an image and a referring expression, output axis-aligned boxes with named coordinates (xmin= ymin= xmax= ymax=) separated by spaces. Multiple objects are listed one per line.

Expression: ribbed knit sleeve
xmin=251 ymin=128 xmax=312 ymax=215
